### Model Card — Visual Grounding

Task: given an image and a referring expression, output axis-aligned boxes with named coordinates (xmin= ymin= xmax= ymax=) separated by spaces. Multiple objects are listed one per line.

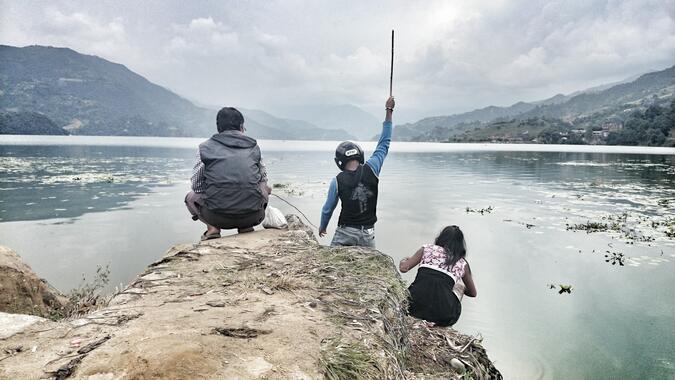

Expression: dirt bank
xmin=0 ymin=216 xmax=500 ymax=379
xmin=0 ymin=246 xmax=69 ymax=319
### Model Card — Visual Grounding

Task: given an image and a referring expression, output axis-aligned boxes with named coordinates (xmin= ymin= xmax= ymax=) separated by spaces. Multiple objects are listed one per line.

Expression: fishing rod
xmin=390 ymin=29 xmax=394 ymax=97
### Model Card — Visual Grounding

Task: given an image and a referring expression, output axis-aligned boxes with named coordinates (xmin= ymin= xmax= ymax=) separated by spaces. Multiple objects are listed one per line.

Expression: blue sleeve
xmin=365 ymin=121 xmax=392 ymax=175
xmin=320 ymin=178 xmax=339 ymax=231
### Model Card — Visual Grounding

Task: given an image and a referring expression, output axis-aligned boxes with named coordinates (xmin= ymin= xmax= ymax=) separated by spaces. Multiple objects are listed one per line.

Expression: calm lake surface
xmin=1 ymin=135 xmax=674 ymax=379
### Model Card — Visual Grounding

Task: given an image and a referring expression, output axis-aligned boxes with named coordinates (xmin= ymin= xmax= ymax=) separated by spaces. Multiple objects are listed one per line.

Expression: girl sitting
xmin=399 ymin=225 xmax=477 ymax=326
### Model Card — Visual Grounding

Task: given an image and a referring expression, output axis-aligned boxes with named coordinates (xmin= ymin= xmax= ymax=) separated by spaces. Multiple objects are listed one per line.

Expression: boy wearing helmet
xmin=319 ymin=96 xmax=395 ymax=247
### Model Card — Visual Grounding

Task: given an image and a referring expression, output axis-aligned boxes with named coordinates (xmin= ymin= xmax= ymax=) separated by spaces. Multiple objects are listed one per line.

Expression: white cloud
xmin=187 ymin=17 xmax=219 ymax=32
xmin=1 ymin=0 xmax=674 ymax=121
xmin=35 ymin=8 xmax=129 ymax=58
xmin=394 ymin=0 xmax=675 ymax=114
xmin=165 ymin=17 xmax=239 ymax=55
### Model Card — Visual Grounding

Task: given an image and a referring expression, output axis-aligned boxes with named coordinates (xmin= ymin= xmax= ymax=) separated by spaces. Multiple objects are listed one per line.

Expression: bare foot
xmin=237 ymin=227 xmax=254 ymax=233
xmin=206 ymin=226 xmax=220 ymax=235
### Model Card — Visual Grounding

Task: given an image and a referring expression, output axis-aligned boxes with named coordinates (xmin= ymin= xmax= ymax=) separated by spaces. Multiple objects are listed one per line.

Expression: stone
xmin=450 ymin=358 xmax=466 ymax=372
xmin=0 ymin=312 xmax=46 ymax=339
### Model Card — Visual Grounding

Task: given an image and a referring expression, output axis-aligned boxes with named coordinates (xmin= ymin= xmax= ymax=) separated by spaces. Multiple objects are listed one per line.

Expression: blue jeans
xmin=330 ymin=226 xmax=376 ymax=248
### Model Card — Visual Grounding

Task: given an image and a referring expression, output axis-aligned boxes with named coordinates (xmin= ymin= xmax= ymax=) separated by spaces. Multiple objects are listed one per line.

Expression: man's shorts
xmin=185 ymin=191 xmax=265 ymax=230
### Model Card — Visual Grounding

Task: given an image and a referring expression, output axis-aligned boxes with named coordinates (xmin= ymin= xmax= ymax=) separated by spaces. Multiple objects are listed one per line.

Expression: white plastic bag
xmin=262 ymin=206 xmax=288 ymax=229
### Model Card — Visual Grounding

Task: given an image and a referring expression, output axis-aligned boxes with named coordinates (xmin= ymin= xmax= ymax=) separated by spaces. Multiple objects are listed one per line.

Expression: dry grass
xmin=308 ymin=246 xmax=410 ymax=379
xmin=223 ymin=257 xmax=311 ymax=293
xmin=405 ymin=316 xmax=502 ymax=379
xmin=267 ymin=273 xmax=311 ymax=291
xmin=319 ymin=337 xmax=381 ymax=380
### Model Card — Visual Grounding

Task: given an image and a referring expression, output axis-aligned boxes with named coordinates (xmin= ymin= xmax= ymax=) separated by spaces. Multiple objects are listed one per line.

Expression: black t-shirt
xmin=336 ymin=164 xmax=379 ymax=227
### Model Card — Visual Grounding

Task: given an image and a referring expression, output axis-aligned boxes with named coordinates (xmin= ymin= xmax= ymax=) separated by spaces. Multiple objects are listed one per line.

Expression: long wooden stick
xmin=389 ymin=29 xmax=394 ymax=97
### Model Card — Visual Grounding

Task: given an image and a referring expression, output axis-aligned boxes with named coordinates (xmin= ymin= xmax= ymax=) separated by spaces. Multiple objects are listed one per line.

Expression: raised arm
xmin=319 ymin=178 xmax=339 ymax=237
xmin=399 ymin=246 xmax=424 ymax=273
xmin=365 ymin=96 xmax=395 ymax=176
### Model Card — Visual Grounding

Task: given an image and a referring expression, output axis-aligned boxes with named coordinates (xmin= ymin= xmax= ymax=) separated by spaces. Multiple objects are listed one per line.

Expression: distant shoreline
xmin=2 ymin=134 xmax=675 ymax=155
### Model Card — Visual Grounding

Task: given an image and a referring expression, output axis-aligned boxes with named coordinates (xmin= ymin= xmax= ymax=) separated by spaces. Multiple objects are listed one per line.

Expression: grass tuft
xmin=268 ymin=274 xmax=310 ymax=291
xmin=320 ymin=338 xmax=380 ymax=380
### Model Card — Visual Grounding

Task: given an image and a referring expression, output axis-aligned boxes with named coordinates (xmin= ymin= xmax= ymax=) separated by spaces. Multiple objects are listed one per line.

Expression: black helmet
xmin=334 ymin=141 xmax=364 ymax=170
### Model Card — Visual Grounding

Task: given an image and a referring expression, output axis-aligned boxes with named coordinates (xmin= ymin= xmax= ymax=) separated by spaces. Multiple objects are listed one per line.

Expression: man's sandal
xmin=200 ymin=231 xmax=221 ymax=241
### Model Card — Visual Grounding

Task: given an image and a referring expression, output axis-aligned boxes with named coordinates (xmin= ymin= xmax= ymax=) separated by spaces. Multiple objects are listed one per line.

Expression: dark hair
xmin=434 ymin=225 xmax=466 ymax=267
xmin=216 ymin=107 xmax=244 ymax=132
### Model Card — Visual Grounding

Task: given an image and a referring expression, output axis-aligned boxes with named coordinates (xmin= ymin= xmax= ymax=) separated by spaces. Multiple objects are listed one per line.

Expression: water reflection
xmin=0 ymin=145 xmax=193 ymax=222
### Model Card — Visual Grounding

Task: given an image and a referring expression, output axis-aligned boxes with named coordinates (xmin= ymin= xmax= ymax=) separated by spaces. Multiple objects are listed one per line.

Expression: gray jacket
xmin=199 ymin=131 xmax=267 ymax=215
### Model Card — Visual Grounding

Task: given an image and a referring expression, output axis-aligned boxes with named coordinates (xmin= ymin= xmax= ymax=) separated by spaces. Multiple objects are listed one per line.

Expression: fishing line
xmin=270 ymin=193 xmax=319 ymax=230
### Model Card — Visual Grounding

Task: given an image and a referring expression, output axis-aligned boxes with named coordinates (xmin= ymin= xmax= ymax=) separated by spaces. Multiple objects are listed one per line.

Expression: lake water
xmin=1 ymin=135 xmax=674 ymax=379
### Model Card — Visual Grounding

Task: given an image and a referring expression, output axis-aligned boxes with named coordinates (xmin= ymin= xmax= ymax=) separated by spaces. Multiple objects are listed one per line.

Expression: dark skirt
xmin=408 ymin=267 xmax=462 ymax=327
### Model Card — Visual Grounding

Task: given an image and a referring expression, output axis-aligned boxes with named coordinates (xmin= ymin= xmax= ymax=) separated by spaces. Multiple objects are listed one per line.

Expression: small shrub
xmin=66 ymin=264 xmax=111 ymax=317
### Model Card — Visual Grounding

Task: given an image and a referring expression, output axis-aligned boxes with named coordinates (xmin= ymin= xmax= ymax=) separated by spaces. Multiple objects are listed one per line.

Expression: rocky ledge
xmin=0 ymin=216 xmax=501 ymax=379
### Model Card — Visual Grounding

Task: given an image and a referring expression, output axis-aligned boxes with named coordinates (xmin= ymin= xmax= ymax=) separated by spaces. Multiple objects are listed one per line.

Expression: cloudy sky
xmin=1 ymin=0 xmax=674 ymax=122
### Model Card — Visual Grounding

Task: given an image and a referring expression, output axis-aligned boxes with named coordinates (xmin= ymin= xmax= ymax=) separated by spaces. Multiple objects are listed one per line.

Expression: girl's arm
xmin=399 ymin=247 xmax=424 ymax=273
xmin=463 ymin=262 xmax=477 ymax=297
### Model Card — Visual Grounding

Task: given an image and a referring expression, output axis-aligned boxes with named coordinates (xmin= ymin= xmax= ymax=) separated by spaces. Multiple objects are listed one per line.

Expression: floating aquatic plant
xmin=546 ymin=284 xmax=573 ymax=294
xmin=465 ymin=206 xmax=494 ymax=215
xmin=657 ymin=199 xmax=671 ymax=208
xmin=605 ymin=251 xmax=625 ymax=266
xmin=558 ymin=285 xmax=573 ymax=294
xmin=566 ymin=211 xmax=665 ymax=242
xmin=566 ymin=221 xmax=608 ymax=233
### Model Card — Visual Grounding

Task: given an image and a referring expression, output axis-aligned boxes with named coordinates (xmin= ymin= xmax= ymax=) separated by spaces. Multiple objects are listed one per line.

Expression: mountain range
xmin=275 ymin=104 xmax=381 ymax=140
xmin=394 ymin=65 xmax=675 ymax=142
xmin=0 ymin=45 xmax=366 ymax=140
xmin=1 ymin=44 xmax=673 ymax=145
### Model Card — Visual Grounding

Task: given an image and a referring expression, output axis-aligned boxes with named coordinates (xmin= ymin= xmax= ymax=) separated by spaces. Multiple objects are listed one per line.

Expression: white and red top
xmin=419 ymin=244 xmax=467 ymax=301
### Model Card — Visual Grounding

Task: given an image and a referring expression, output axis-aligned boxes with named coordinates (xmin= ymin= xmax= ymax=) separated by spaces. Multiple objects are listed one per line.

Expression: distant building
xmin=601 ymin=121 xmax=623 ymax=132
